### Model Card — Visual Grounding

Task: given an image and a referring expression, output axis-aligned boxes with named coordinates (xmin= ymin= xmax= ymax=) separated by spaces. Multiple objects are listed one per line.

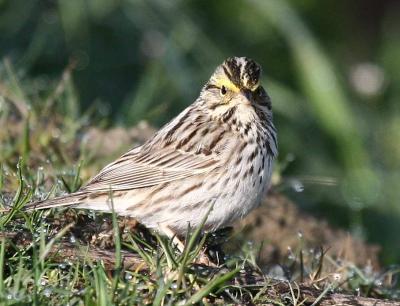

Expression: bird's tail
xmin=0 ymin=191 xmax=88 ymax=213
xmin=1 ymin=191 xmax=132 ymax=215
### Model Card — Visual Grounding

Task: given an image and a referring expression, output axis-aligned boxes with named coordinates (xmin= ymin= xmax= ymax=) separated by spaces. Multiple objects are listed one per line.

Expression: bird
xmin=24 ymin=56 xmax=278 ymax=242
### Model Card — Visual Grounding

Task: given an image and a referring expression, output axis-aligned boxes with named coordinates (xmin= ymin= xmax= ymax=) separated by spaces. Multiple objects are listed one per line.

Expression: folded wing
xmin=82 ymin=146 xmax=220 ymax=192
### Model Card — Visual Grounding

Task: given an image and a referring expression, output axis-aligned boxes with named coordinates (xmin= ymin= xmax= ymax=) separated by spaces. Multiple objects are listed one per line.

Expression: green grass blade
xmin=156 ymin=234 xmax=178 ymax=269
xmin=0 ymin=238 xmax=5 ymax=294
xmin=0 ymin=159 xmax=29 ymax=227
xmin=93 ymin=265 xmax=108 ymax=306
xmin=183 ymin=267 xmax=240 ymax=306
xmin=0 ymin=164 xmax=4 ymax=191
xmin=21 ymin=112 xmax=30 ymax=164
xmin=72 ymin=160 xmax=83 ymax=192
xmin=109 ymin=191 xmax=122 ymax=301
xmin=180 ymin=201 xmax=214 ymax=266
xmin=108 ymin=192 xmax=121 ymax=270
xmin=153 ymin=275 xmax=174 ymax=306
xmin=176 ymin=202 xmax=214 ymax=289
xmin=124 ymin=237 xmax=154 ymax=268
xmin=38 ymin=222 xmax=75 ymax=262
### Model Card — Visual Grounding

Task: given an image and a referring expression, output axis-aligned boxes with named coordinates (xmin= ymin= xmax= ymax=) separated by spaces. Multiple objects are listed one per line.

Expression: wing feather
xmin=82 ymin=147 xmax=220 ymax=192
xmin=82 ymin=106 xmax=231 ymax=192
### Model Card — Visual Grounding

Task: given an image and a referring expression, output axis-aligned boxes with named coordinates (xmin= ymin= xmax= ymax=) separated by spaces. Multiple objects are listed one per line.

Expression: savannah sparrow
xmin=27 ymin=57 xmax=277 ymax=238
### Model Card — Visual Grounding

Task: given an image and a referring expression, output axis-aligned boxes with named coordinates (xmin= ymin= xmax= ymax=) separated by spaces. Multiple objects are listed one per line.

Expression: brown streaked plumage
xmin=22 ymin=57 xmax=278 ymax=236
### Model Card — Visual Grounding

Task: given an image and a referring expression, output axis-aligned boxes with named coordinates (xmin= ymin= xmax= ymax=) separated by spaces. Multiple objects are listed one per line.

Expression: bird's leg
xmin=159 ymin=224 xmax=185 ymax=252
xmin=159 ymin=224 xmax=223 ymax=267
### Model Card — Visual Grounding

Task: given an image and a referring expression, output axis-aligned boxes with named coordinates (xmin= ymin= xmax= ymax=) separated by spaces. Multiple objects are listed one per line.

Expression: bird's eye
xmin=220 ymin=86 xmax=227 ymax=96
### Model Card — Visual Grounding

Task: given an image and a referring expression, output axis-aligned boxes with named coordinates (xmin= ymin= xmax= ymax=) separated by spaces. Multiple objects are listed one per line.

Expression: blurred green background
xmin=1 ymin=0 xmax=400 ymax=264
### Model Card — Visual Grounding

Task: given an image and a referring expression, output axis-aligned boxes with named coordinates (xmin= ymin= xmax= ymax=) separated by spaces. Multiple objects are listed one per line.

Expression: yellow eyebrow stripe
xmin=214 ymin=77 xmax=240 ymax=93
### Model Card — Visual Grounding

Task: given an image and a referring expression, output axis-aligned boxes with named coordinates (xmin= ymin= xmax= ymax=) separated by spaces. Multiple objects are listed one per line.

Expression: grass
xmin=1 ymin=61 xmax=400 ymax=304
xmin=0 ymin=211 xmax=245 ymax=304
xmin=0 ymin=198 xmax=242 ymax=304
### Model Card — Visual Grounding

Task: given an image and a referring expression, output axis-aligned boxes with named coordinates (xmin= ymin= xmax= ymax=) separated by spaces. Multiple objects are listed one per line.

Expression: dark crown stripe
xmin=222 ymin=57 xmax=261 ymax=89
xmin=243 ymin=59 xmax=261 ymax=89
xmin=223 ymin=58 xmax=241 ymax=87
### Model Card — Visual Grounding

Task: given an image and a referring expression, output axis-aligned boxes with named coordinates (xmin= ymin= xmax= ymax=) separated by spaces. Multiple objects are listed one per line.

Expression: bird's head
xmin=200 ymin=57 xmax=272 ymax=131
